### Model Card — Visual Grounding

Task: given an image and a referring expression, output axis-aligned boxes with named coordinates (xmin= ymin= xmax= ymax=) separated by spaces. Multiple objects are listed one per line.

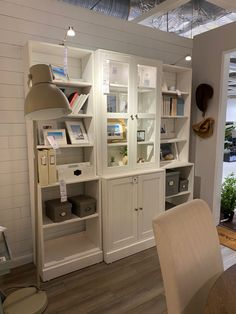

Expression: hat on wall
xmin=195 ymin=84 xmax=214 ymax=117
xmin=192 ymin=117 xmax=215 ymax=138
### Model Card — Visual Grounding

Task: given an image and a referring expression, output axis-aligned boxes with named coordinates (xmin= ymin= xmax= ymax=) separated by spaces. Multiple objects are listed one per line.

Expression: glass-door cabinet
xmin=95 ymin=50 xmax=162 ymax=174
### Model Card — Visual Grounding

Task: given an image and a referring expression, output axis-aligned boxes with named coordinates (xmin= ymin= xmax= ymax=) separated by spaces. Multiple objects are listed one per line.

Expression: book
xmin=38 ymin=150 xmax=49 ymax=186
xmin=73 ymin=93 xmax=90 ymax=114
xmin=48 ymin=149 xmax=57 ymax=185
xmin=68 ymin=92 xmax=79 ymax=109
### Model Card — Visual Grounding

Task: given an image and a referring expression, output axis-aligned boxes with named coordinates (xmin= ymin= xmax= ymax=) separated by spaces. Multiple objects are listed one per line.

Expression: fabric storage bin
xmin=68 ymin=195 xmax=96 ymax=218
xmin=166 ymin=171 xmax=180 ymax=196
xmin=45 ymin=199 xmax=72 ymax=222
xmin=179 ymin=179 xmax=189 ymax=192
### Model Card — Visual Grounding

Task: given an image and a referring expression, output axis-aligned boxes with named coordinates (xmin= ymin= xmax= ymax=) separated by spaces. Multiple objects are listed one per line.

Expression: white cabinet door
xmin=137 ymin=172 xmax=165 ymax=240
xmin=107 ymin=176 xmax=138 ymax=250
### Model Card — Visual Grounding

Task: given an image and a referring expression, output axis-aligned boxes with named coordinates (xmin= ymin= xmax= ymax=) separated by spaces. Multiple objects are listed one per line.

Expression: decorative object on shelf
xmin=68 ymin=195 xmax=96 ymax=218
xmin=160 ymin=143 xmax=175 ymax=161
xmin=137 ymin=130 xmax=145 ymax=142
xmin=120 ymin=146 xmax=128 ymax=165
xmin=109 ymin=156 xmax=117 ymax=167
xmin=37 ymin=120 xmax=58 ymax=145
xmin=137 ymin=157 xmax=145 ymax=163
xmin=56 ymin=162 xmax=93 ymax=181
xmin=43 ymin=129 xmax=67 ymax=146
xmin=195 ymin=83 xmax=214 ymax=117
xmin=107 ymin=119 xmax=126 ymax=143
xmin=65 ymin=120 xmax=88 ymax=144
xmin=25 ymin=64 xmax=71 ymax=120
xmin=221 ymin=172 xmax=236 ymax=222
xmin=192 ymin=117 xmax=215 ymax=138
xmin=50 ymin=64 xmax=68 ymax=81
xmin=45 ymin=198 xmax=72 ymax=223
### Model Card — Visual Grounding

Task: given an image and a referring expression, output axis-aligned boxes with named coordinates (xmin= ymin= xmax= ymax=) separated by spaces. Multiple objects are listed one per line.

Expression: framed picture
xmin=50 ymin=64 xmax=68 ymax=81
xmin=37 ymin=120 xmax=58 ymax=145
xmin=65 ymin=120 xmax=89 ymax=144
xmin=43 ymin=129 xmax=67 ymax=146
xmin=118 ymin=93 xmax=128 ymax=113
xmin=107 ymin=119 xmax=126 ymax=143
xmin=137 ymin=130 xmax=145 ymax=142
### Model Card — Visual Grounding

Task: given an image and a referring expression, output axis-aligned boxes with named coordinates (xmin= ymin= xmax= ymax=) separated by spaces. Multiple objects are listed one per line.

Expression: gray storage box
xmin=179 ymin=179 xmax=189 ymax=192
xmin=68 ymin=195 xmax=96 ymax=218
xmin=165 ymin=201 xmax=176 ymax=210
xmin=45 ymin=199 xmax=72 ymax=222
xmin=166 ymin=171 xmax=180 ymax=196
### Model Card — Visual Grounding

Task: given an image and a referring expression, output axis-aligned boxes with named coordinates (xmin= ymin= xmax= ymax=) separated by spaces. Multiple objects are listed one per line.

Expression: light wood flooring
xmin=1 ymin=246 xmax=235 ymax=314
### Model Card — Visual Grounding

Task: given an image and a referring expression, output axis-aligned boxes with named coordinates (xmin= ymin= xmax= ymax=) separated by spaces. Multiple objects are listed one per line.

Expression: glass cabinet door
xmin=104 ymin=59 xmax=129 ymax=169
xmin=135 ymin=64 xmax=157 ymax=166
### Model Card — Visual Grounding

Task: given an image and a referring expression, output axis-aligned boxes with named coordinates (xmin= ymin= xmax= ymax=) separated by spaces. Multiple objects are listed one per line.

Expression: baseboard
xmin=11 ymin=253 xmax=33 ymax=268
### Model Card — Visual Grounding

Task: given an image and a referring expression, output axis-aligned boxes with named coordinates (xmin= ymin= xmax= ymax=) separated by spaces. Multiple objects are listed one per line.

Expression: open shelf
xmin=39 ymin=175 xmax=100 ymax=189
xmin=165 ymin=190 xmax=191 ymax=199
xmin=44 ymin=232 xmax=100 ymax=267
xmin=43 ymin=213 xmax=99 ymax=229
xmin=37 ymin=143 xmax=94 ymax=149
xmin=160 ymin=138 xmax=187 ymax=144
xmin=53 ymin=79 xmax=92 ymax=88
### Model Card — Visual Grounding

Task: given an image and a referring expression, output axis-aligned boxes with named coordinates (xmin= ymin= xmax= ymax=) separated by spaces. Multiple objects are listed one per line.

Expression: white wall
xmin=191 ymin=21 xmax=236 ymax=224
xmin=0 ymin=0 xmax=192 ymax=266
xmin=226 ymin=99 xmax=236 ymax=122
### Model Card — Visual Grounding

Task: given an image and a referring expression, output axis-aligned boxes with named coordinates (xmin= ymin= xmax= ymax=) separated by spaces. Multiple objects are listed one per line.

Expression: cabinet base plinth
xmin=104 ymin=237 xmax=155 ymax=263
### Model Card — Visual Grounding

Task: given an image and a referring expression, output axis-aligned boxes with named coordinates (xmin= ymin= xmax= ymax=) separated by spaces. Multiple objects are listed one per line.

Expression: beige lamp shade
xmin=25 ymin=64 xmax=71 ymax=120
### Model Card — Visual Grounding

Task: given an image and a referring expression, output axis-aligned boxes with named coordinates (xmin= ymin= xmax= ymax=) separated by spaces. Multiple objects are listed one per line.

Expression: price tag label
xmin=57 ymin=168 xmax=67 ymax=202
xmin=47 ymin=136 xmax=59 ymax=149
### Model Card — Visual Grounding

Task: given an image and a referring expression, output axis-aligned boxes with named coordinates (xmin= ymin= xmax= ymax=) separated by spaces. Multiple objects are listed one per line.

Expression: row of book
xmin=38 ymin=149 xmax=57 ymax=186
xmin=162 ymin=95 xmax=185 ymax=116
xmin=68 ymin=92 xmax=90 ymax=115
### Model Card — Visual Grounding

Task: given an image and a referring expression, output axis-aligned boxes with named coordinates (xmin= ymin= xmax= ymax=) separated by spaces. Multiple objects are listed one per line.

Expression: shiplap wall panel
xmin=0 ymin=0 xmax=192 ymax=266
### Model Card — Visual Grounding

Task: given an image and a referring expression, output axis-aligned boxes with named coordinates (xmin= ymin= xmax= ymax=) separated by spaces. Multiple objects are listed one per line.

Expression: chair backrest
xmin=152 ymin=199 xmax=223 ymax=314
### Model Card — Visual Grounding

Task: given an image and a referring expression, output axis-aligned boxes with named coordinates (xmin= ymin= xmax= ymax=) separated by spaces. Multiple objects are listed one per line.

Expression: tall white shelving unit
xmin=24 ymin=41 xmax=102 ymax=281
xmin=95 ymin=50 xmax=165 ymax=263
xmin=160 ymin=64 xmax=194 ymax=208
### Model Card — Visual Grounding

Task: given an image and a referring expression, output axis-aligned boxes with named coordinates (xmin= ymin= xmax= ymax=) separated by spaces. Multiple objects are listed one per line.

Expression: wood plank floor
xmin=1 ymin=246 xmax=235 ymax=314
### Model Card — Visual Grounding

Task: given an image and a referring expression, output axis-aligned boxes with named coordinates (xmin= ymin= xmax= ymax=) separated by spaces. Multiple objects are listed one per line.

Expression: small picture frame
xmin=37 ymin=120 xmax=58 ymax=145
xmin=43 ymin=129 xmax=67 ymax=146
xmin=137 ymin=130 xmax=145 ymax=142
xmin=107 ymin=119 xmax=126 ymax=143
xmin=65 ymin=120 xmax=89 ymax=144
xmin=50 ymin=64 xmax=68 ymax=81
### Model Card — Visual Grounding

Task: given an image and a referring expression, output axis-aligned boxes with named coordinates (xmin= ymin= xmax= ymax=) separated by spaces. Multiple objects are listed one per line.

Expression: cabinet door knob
xmin=139 ymin=207 xmax=143 ymax=210
xmin=134 ymin=208 xmax=138 ymax=211
xmin=130 ymin=115 xmax=134 ymax=120
xmin=135 ymin=114 xmax=138 ymax=119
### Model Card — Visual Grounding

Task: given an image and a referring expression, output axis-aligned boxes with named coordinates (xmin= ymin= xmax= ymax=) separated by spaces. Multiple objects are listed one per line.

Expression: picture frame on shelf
xmin=107 ymin=119 xmax=126 ymax=143
xmin=43 ymin=129 xmax=67 ymax=146
xmin=37 ymin=120 xmax=58 ymax=145
xmin=137 ymin=130 xmax=145 ymax=142
xmin=65 ymin=120 xmax=89 ymax=144
xmin=50 ymin=64 xmax=68 ymax=81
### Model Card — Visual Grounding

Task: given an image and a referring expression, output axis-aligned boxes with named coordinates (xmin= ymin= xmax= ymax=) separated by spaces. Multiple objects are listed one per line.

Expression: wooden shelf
xmin=160 ymin=138 xmax=187 ymax=144
xmin=39 ymin=175 xmax=100 ymax=188
xmin=138 ymin=86 xmax=156 ymax=92
xmin=161 ymin=161 xmax=194 ymax=169
xmin=165 ymin=190 xmax=191 ymax=199
xmin=137 ymin=141 xmax=154 ymax=145
xmin=53 ymin=79 xmax=92 ymax=88
xmin=37 ymin=143 xmax=94 ymax=149
xmin=162 ymin=90 xmax=189 ymax=96
xmin=43 ymin=213 xmax=99 ymax=229
xmin=67 ymin=113 xmax=93 ymax=119
xmin=107 ymin=142 xmax=127 ymax=147
xmin=109 ymin=83 xmax=128 ymax=92
xmin=161 ymin=115 xmax=188 ymax=119
xmin=44 ymin=232 xmax=100 ymax=267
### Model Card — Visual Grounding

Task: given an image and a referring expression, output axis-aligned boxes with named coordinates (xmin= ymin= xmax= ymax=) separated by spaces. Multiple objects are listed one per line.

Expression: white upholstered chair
xmin=152 ymin=199 xmax=223 ymax=314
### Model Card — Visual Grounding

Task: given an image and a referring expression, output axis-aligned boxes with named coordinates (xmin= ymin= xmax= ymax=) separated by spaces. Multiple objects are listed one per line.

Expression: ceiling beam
xmin=131 ymin=0 xmax=189 ymax=24
xmin=207 ymin=0 xmax=236 ymax=11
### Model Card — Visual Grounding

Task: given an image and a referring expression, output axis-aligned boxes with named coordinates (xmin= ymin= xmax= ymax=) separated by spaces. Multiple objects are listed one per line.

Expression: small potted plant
xmin=221 ymin=172 xmax=236 ymax=221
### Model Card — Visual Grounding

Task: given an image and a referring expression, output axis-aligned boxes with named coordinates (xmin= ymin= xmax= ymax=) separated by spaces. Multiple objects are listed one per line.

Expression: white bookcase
xmin=95 ymin=50 xmax=165 ymax=262
xmin=161 ymin=64 xmax=194 ymax=208
xmin=24 ymin=41 xmax=102 ymax=281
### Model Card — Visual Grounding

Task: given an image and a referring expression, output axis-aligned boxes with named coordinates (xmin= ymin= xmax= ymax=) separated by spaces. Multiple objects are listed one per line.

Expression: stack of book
xmin=162 ymin=95 xmax=185 ymax=116
xmin=68 ymin=92 xmax=90 ymax=115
